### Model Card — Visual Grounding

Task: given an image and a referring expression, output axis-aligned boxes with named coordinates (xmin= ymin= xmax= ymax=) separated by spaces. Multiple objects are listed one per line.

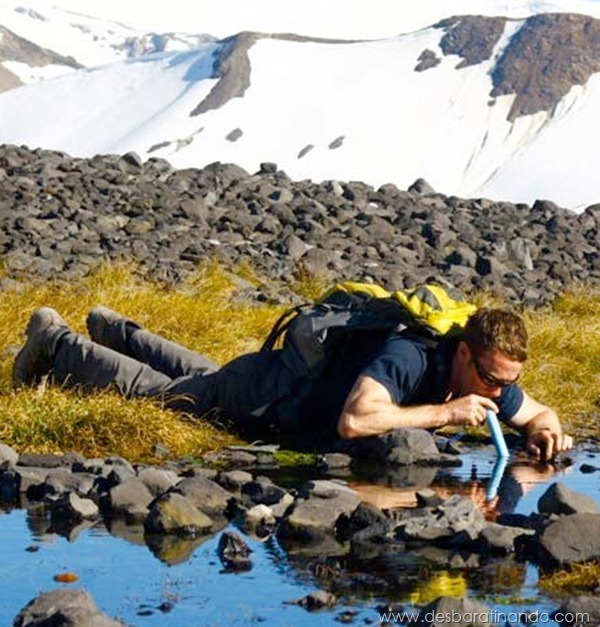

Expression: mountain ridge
xmin=1 ymin=10 xmax=600 ymax=208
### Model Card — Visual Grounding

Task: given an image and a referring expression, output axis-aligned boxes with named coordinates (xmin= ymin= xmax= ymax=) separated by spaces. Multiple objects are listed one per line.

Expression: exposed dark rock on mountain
xmin=492 ymin=13 xmax=600 ymax=121
xmin=0 ymin=25 xmax=80 ymax=93
xmin=437 ymin=15 xmax=507 ymax=68
xmin=432 ymin=13 xmax=600 ymax=122
xmin=190 ymin=32 xmax=257 ymax=117
xmin=0 ymin=144 xmax=598 ymax=305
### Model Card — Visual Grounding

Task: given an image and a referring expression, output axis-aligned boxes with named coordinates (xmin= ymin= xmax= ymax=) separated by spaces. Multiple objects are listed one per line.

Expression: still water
xmin=2 ymin=446 xmax=599 ymax=626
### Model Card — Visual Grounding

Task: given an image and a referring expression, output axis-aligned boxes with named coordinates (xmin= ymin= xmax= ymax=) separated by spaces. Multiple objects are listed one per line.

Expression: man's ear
xmin=457 ymin=341 xmax=471 ymax=361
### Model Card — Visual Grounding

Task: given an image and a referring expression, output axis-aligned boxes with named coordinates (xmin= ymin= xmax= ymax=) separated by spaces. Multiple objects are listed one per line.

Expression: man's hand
xmin=445 ymin=394 xmax=500 ymax=427
xmin=526 ymin=428 xmax=573 ymax=461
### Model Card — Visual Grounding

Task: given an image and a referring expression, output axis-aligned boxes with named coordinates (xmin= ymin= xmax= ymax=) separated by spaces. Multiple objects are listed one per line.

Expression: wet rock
xmin=39 ymin=468 xmax=96 ymax=499
xmin=50 ymin=492 xmax=100 ymax=523
xmin=316 ymin=453 xmax=352 ymax=471
xmin=107 ymin=477 xmax=154 ymax=522
xmin=396 ymin=495 xmax=486 ymax=543
xmin=241 ymin=476 xmax=290 ymax=508
xmin=217 ymin=530 xmax=252 ymax=570
xmin=18 ymin=452 xmax=84 ymax=468
xmin=278 ymin=480 xmax=361 ymax=541
xmin=415 ymin=488 xmax=444 ymax=508
xmin=479 ymin=521 xmax=535 ymax=554
xmin=538 ymin=481 xmax=600 ymax=515
xmin=341 ymin=428 xmax=455 ymax=466
xmin=13 ymin=587 xmax=125 ymax=626
xmin=216 ymin=469 xmax=253 ymax=494
xmin=144 ymin=492 xmax=213 ymax=535
xmin=171 ymin=476 xmax=233 ymax=516
xmin=537 ymin=513 xmax=600 ymax=567
xmin=240 ymin=503 xmax=277 ymax=537
xmin=0 ymin=443 xmax=18 ymax=468
xmin=553 ymin=596 xmax=600 ymax=626
xmin=419 ymin=595 xmax=492 ymax=625
xmin=136 ymin=467 xmax=180 ymax=497
xmin=291 ymin=589 xmax=337 ymax=610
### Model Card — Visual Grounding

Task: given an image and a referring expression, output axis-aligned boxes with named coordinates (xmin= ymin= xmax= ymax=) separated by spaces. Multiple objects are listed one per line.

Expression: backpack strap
xmin=260 ymin=304 xmax=311 ymax=352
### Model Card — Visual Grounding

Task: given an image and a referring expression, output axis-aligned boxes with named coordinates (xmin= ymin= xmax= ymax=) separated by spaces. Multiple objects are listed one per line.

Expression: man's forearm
xmin=519 ymin=409 xmax=563 ymax=437
xmin=338 ymin=400 xmax=450 ymax=438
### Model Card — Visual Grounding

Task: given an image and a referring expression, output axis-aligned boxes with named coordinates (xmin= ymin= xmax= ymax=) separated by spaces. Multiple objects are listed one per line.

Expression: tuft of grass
xmin=0 ymin=264 xmax=599 ymax=462
xmin=539 ymin=561 xmax=600 ymax=595
xmin=0 ymin=262 xmax=285 ymax=461
xmin=520 ymin=288 xmax=600 ymax=439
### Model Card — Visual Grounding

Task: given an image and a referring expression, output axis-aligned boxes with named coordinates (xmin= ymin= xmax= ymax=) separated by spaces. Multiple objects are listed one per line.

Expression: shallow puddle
xmin=1 ymin=445 xmax=599 ymax=626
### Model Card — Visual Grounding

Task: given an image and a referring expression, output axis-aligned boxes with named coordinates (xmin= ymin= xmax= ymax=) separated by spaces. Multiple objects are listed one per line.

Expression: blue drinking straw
xmin=485 ymin=409 xmax=509 ymax=501
xmin=486 ymin=409 xmax=509 ymax=458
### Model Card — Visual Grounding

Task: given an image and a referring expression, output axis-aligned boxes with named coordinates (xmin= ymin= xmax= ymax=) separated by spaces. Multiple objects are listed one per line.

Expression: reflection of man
xmin=351 ymin=460 xmax=566 ymax=521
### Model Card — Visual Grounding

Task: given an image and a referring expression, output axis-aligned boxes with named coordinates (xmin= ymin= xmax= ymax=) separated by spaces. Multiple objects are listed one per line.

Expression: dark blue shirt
xmin=361 ymin=333 xmax=524 ymax=422
xmin=305 ymin=331 xmax=524 ymax=435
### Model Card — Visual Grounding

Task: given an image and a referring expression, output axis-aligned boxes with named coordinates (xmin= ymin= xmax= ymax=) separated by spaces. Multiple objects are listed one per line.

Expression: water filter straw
xmin=486 ymin=455 xmax=508 ymax=501
xmin=486 ymin=409 xmax=510 ymax=458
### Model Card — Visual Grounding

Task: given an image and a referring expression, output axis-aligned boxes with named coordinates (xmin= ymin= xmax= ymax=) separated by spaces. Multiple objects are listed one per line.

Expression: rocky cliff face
xmin=430 ymin=13 xmax=600 ymax=121
xmin=0 ymin=144 xmax=598 ymax=305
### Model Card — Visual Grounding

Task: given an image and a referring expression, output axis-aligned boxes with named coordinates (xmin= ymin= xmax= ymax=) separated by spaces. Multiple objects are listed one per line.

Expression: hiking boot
xmin=13 ymin=307 xmax=68 ymax=387
xmin=86 ymin=306 xmax=139 ymax=353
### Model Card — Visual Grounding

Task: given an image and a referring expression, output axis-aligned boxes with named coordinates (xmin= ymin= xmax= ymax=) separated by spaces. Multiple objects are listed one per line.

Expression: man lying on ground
xmin=13 ymin=306 xmax=572 ymax=460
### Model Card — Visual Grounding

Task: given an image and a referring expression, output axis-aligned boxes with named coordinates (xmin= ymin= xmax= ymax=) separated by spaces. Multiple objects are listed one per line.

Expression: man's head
xmin=452 ymin=308 xmax=528 ymax=398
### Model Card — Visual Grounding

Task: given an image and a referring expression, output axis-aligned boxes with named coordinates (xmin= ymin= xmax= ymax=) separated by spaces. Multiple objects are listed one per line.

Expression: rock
xmin=136 ymin=467 xmax=180 ymax=497
xmin=316 ymin=453 xmax=352 ymax=471
xmin=341 ymin=428 xmax=454 ymax=466
xmin=408 ymin=178 xmax=435 ymax=194
xmin=144 ymin=493 xmax=213 ymax=535
xmin=292 ymin=590 xmax=337 ymax=610
xmin=419 ymin=595 xmax=493 ymax=625
xmin=538 ymin=482 xmax=600 ymax=515
xmin=217 ymin=530 xmax=252 ymax=570
xmin=479 ymin=521 xmax=535 ymax=553
xmin=278 ymin=480 xmax=361 ymax=541
xmin=0 ymin=144 xmax=597 ymax=305
xmin=397 ymin=495 xmax=486 ymax=542
xmin=51 ymin=492 xmax=99 ymax=523
xmin=13 ymin=588 xmax=124 ymax=626
xmin=172 ymin=476 xmax=233 ymax=516
xmin=538 ymin=513 xmax=600 ymax=567
xmin=0 ymin=443 xmax=19 ymax=468
xmin=107 ymin=477 xmax=154 ymax=522
xmin=553 ymin=596 xmax=600 ymax=626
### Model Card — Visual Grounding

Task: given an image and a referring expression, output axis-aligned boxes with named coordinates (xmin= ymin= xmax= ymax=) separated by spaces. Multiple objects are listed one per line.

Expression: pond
xmin=2 ymin=445 xmax=599 ymax=626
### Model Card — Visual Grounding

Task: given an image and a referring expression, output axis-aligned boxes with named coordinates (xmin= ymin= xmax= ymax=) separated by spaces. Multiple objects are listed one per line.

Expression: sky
xmin=15 ymin=0 xmax=600 ymax=39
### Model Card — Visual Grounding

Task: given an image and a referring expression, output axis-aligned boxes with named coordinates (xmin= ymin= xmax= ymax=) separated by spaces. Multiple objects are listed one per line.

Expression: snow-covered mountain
xmin=1 ymin=1 xmax=600 ymax=210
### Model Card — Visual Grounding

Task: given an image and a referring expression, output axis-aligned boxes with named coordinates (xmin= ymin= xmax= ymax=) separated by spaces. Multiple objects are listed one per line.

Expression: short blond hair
xmin=462 ymin=308 xmax=528 ymax=362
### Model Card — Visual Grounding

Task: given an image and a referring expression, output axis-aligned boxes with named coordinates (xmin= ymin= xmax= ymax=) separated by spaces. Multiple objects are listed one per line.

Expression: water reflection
xmin=349 ymin=454 xmax=572 ymax=521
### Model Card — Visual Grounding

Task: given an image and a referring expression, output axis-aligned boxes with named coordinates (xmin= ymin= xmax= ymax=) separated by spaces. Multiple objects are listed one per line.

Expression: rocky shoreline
xmin=1 ymin=144 xmax=599 ymax=305
xmin=2 ymin=434 xmax=600 ymax=626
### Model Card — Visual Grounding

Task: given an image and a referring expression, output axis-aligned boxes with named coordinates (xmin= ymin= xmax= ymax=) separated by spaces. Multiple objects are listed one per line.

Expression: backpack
xmin=260 ymin=281 xmax=476 ymax=388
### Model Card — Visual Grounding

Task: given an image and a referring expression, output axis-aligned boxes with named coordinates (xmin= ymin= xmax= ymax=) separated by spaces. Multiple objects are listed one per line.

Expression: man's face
xmin=457 ymin=343 xmax=523 ymax=399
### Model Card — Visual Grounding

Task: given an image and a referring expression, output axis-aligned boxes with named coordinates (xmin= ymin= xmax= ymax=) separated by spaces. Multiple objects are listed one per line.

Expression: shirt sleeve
xmin=498 ymin=383 xmax=524 ymax=422
xmin=360 ymin=336 xmax=427 ymax=405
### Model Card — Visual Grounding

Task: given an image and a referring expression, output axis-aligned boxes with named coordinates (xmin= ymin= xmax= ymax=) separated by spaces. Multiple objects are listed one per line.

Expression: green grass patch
xmin=1 ymin=262 xmax=599 ymax=461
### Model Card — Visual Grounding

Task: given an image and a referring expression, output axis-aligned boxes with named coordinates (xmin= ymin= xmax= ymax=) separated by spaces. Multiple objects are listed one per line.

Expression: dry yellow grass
xmin=0 ymin=262 xmax=285 ymax=461
xmin=0 ymin=264 xmax=598 ymax=462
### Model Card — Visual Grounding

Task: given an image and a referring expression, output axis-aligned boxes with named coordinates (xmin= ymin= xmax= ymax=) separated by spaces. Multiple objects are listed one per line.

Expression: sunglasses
xmin=472 ymin=355 xmax=520 ymax=389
